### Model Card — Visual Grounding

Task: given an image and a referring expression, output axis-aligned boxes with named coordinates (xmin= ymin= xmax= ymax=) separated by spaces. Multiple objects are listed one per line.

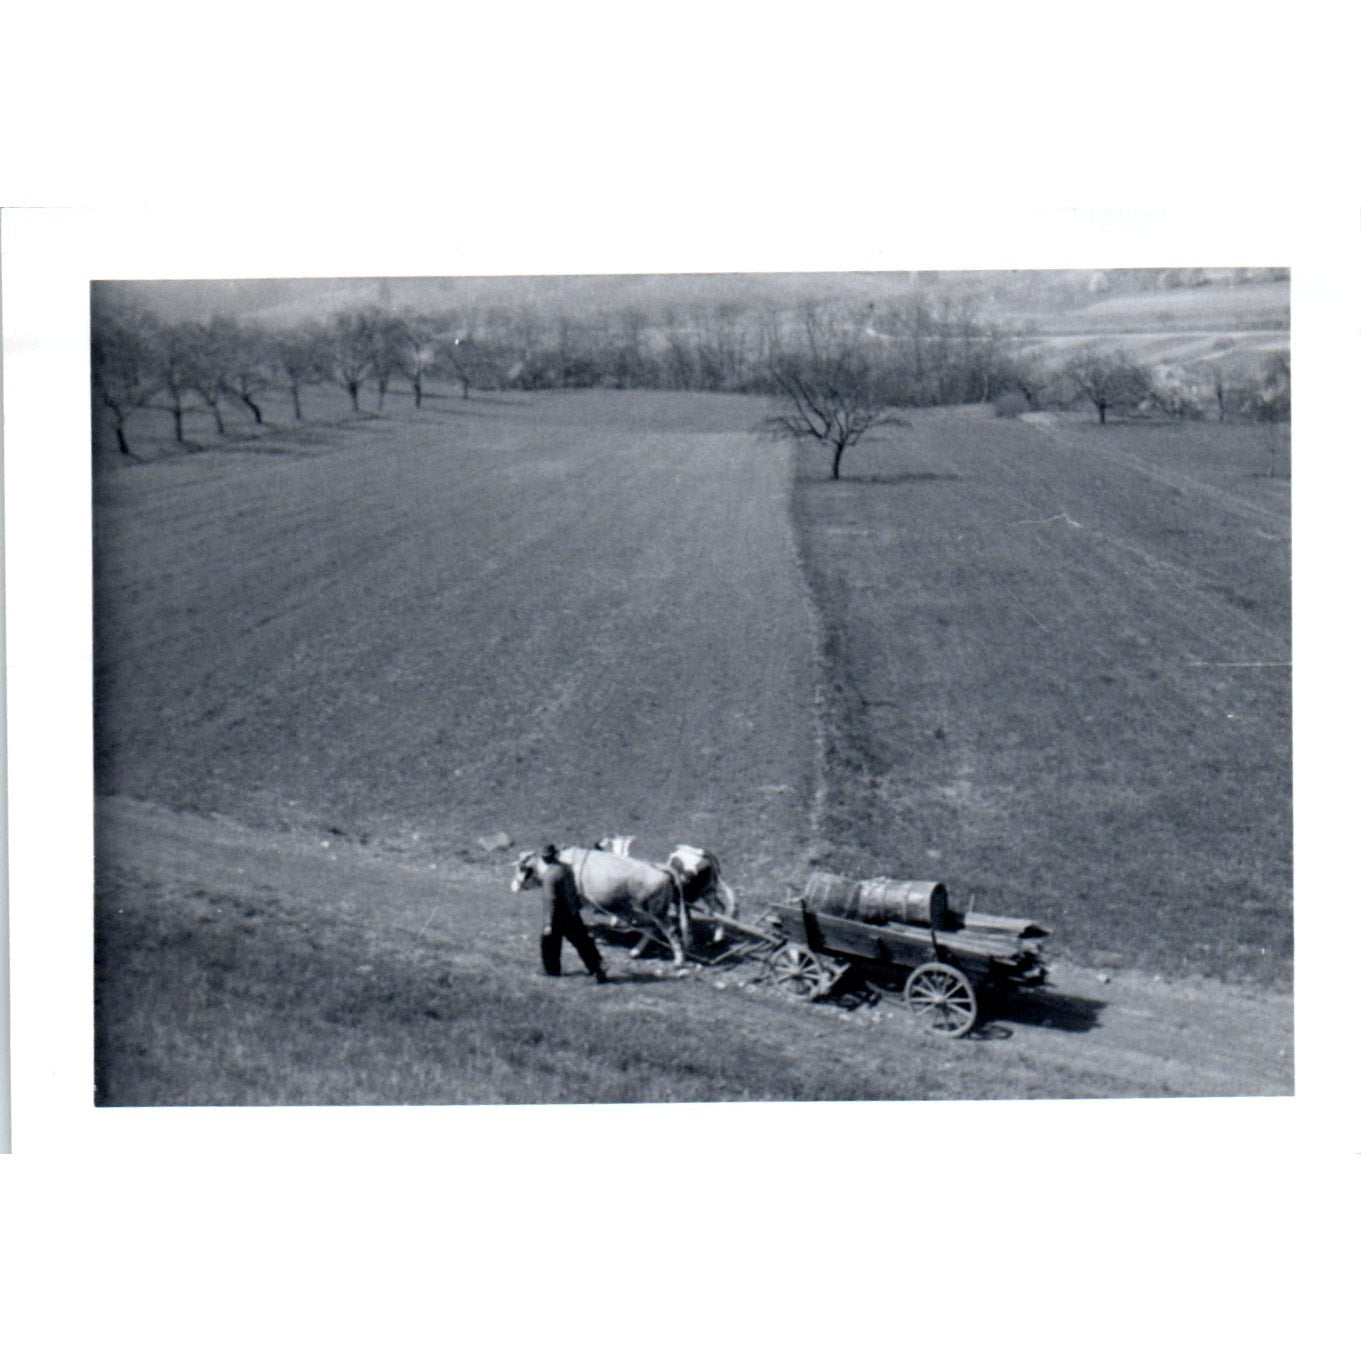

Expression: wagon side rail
xmin=769 ymin=900 xmax=1048 ymax=984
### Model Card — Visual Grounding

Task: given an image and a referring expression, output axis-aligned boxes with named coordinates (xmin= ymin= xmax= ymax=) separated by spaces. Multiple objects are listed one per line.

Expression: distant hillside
xmin=98 ymin=268 xmax=1289 ymax=376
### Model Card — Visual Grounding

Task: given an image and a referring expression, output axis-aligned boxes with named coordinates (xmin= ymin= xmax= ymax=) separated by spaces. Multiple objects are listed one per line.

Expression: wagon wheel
xmin=904 ymin=963 xmax=978 ymax=1038
xmin=769 ymin=944 xmax=827 ymax=999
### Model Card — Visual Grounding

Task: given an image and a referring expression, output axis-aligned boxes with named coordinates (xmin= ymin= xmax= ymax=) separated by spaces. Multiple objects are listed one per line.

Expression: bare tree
xmin=763 ymin=308 xmax=904 ymax=479
xmin=366 ymin=313 xmax=410 ymax=411
xmin=605 ymin=306 xmax=656 ymax=388
xmin=390 ymin=312 xmax=442 ymax=408
xmin=1067 ymin=348 xmax=1152 ymax=424
xmin=1252 ymin=353 xmax=1291 ymax=424
xmin=436 ymin=332 xmax=477 ymax=398
xmin=328 ymin=309 xmax=379 ymax=411
xmin=1209 ymin=364 xmax=1233 ymax=423
xmin=147 ymin=321 xmax=198 ymax=445
xmin=870 ymin=292 xmax=1020 ymax=408
xmin=660 ymin=308 xmax=700 ymax=390
xmin=504 ymin=306 xmax=550 ymax=388
xmin=271 ymin=325 xmax=328 ymax=421
xmin=992 ymin=352 xmax=1054 ymax=411
xmin=183 ymin=323 xmax=233 ymax=436
xmin=1146 ymin=364 xmax=1202 ymax=420
xmin=215 ymin=318 xmax=271 ymax=424
xmin=91 ymin=305 xmax=160 ymax=459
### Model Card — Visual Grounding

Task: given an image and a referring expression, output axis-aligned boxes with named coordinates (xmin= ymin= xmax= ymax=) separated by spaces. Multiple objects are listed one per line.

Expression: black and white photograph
xmin=87 ymin=265 xmax=1295 ymax=1105
xmin=3 ymin=10 xmax=1358 ymax=1349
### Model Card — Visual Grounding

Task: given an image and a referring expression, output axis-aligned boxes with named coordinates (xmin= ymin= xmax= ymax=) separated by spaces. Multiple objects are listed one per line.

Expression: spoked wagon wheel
xmin=769 ymin=944 xmax=827 ymax=999
xmin=904 ymin=963 xmax=978 ymax=1038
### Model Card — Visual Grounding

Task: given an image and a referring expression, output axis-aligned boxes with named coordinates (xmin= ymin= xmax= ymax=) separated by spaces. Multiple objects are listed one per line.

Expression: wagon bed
xmin=759 ymin=895 xmax=1049 ymax=1038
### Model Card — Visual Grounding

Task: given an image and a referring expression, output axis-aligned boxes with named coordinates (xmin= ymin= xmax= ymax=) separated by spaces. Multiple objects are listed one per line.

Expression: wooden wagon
xmin=736 ymin=872 xmax=1050 ymax=1038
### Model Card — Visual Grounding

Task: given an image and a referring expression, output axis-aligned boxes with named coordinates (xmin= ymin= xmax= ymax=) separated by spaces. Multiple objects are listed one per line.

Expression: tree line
xmin=91 ymin=292 xmax=1291 ymax=467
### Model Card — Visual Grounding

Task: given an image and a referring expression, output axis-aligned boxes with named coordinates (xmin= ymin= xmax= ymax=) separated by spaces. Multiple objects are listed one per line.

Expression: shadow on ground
xmin=987 ymin=987 xmax=1107 ymax=1034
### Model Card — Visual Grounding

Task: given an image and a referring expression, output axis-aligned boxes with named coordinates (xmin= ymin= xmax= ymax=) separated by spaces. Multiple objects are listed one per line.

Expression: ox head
xmin=594 ymin=834 xmax=635 ymax=857
xmin=667 ymin=845 xmax=736 ymax=915
xmin=511 ymin=850 xmax=543 ymax=892
xmin=668 ymin=844 xmax=708 ymax=875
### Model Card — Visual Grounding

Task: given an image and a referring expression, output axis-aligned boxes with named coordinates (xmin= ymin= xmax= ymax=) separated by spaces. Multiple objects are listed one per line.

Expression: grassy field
xmin=92 ymin=388 xmax=1292 ymax=1104
xmin=793 ymin=407 xmax=1290 ymax=987
xmin=1002 ymin=276 xmax=1288 ymax=372
xmin=1055 ymin=278 xmax=1288 ymax=330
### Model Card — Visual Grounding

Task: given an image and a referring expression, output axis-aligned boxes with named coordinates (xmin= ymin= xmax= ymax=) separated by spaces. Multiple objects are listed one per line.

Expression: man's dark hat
xmin=541 ymin=843 xmax=559 ymax=861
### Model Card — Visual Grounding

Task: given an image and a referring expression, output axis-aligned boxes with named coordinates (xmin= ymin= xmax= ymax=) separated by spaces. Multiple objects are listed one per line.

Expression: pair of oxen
xmin=511 ymin=836 xmax=737 ymax=966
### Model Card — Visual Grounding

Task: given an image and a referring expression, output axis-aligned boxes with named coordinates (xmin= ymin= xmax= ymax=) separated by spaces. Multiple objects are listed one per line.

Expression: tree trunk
xmin=412 ymin=376 xmax=422 ymax=408
xmin=172 ymin=404 xmax=185 ymax=444
xmin=291 ymin=384 xmax=304 ymax=421
xmin=347 ymin=380 xmax=361 ymax=412
xmin=115 ymin=421 xmax=132 ymax=457
xmin=240 ymin=391 xmax=264 ymax=423
xmin=831 ymin=440 xmax=847 ymax=480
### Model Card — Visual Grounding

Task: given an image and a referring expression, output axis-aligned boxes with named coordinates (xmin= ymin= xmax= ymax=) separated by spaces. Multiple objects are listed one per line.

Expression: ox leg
xmin=664 ymin=929 xmax=686 ymax=967
xmin=675 ymin=900 xmax=692 ymax=959
xmin=713 ymin=882 xmax=738 ymax=943
xmin=659 ymin=908 xmax=688 ymax=968
xmin=627 ymin=915 xmax=658 ymax=959
xmin=707 ymin=897 xmax=726 ymax=945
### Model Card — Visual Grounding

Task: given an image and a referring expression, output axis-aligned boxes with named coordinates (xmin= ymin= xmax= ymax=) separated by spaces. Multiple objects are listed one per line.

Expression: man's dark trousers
xmin=541 ymin=903 xmax=605 ymax=977
xmin=538 ymin=859 xmax=604 ymax=977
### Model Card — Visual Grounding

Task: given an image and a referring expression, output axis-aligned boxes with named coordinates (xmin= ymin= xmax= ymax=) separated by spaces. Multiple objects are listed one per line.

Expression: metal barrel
xmin=856 ymin=878 xmax=959 ymax=931
xmin=802 ymin=872 xmax=863 ymax=917
xmin=802 ymin=872 xmax=960 ymax=931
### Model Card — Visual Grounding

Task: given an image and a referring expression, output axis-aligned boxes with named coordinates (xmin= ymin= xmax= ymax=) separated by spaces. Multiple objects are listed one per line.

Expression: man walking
xmin=537 ymin=844 xmax=609 ymax=984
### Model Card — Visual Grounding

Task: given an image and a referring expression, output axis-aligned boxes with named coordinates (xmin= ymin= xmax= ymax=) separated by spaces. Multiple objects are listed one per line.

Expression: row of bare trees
xmin=92 ymin=301 xmax=497 ymax=458
xmin=93 ymin=292 xmax=1037 ymax=456
xmin=994 ymin=347 xmax=1291 ymax=427
xmin=91 ymin=293 xmax=1291 ymax=466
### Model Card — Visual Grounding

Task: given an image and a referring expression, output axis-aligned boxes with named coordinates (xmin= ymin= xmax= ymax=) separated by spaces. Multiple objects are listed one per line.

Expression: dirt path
xmin=98 ymin=797 xmax=1292 ymax=1099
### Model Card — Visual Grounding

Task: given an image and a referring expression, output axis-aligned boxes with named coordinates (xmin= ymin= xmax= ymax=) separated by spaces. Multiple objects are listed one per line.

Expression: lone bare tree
xmin=763 ymin=310 xmax=902 ymax=479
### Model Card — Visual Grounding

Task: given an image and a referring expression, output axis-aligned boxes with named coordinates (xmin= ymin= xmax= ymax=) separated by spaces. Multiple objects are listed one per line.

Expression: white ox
xmin=512 ymin=846 xmax=689 ymax=965
xmin=595 ymin=836 xmax=738 ymax=944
